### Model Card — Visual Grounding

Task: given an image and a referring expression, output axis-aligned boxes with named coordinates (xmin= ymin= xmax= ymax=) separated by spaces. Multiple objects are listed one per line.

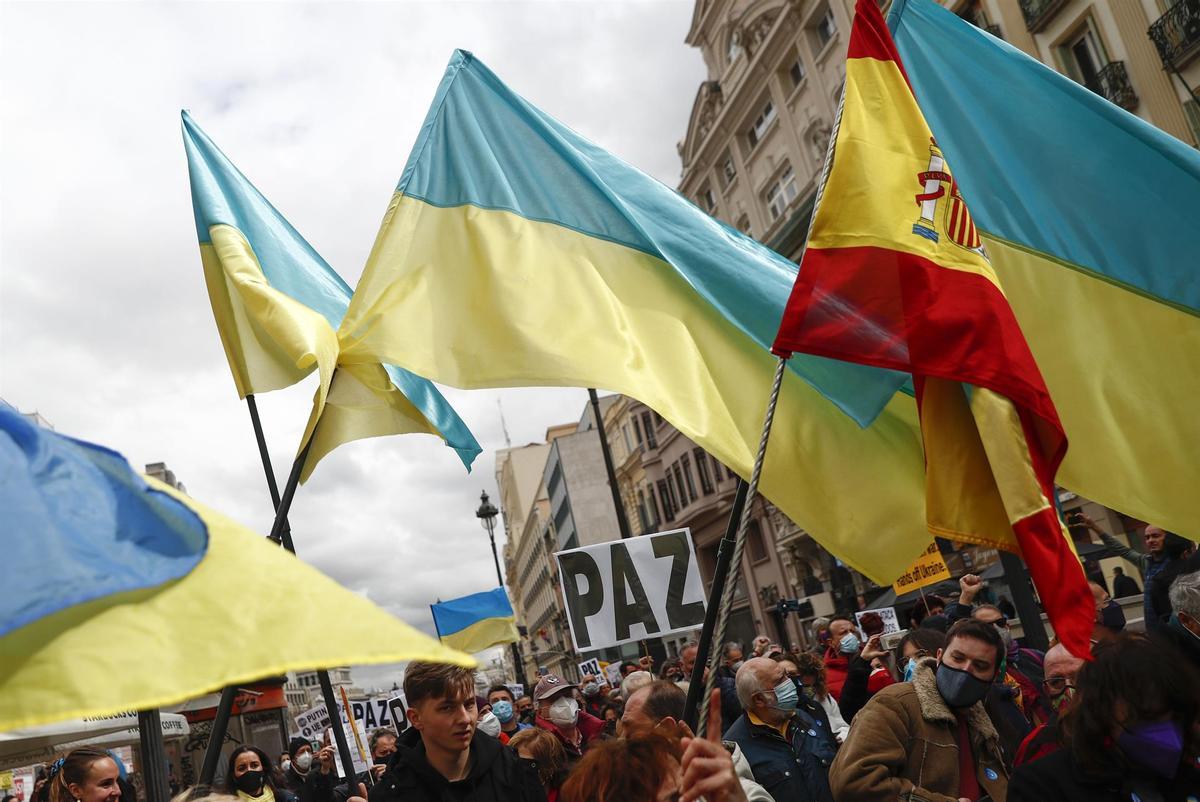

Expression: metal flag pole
xmin=695 ymin=358 xmax=788 ymax=737
xmin=199 ymin=379 xmax=360 ymax=787
xmin=682 ymin=479 xmax=749 ymax=730
xmin=137 ymin=709 xmax=170 ymax=802
xmin=690 ymin=72 xmax=848 ymax=737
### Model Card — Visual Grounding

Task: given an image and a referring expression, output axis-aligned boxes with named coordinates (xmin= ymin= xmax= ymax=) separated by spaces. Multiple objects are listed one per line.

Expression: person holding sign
xmin=369 ymin=661 xmax=545 ymax=802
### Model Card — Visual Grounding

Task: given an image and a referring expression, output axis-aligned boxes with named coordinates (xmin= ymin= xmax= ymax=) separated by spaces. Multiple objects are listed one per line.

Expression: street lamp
xmin=476 ymin=490 xmax=529 ymax=688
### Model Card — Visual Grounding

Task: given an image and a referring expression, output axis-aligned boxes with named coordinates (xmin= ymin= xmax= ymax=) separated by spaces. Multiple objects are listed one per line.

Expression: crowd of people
xmin=34 ymin=523 xmax=1200 ymax=801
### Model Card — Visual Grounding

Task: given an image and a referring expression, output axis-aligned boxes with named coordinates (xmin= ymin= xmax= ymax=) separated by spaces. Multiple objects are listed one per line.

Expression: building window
xmin=788 ymin=58 xmax=806 ymax=88
xmin=645 ymin=484 xmax=661 ymax=527
xmin=632 ymin=416 xmax=643 ymax=445
xmin=1185 ymin=99 xmax=1200 ymax=147
xmin=701 ymin=186 xmax=717 ymax=213
xmin=747 ymin=521 xmax=768 ymax=563
xmin=654 ymin=411 xmax=664 ymax=425
xmin=553 ymin=503 xmax=570 ymax=536
xmin=671 ymin=464 xmax=688 ymax=509
xmin=765 ymin=165 xmax=799 ymax=221
xmin=636 ymin=489 xmax=650 ymax=531
xmin=680 ymin=454 xmax=698 ymax=502
xmin=641 ymin=412 xmax=658 ymax=448
xmin=694 ymin=448 xmax=715 ymax=495
xmin=735 ymin=214 xmax=752 ymax=236
xmin=746 ymin=99 xmax=776 ymax=149
xmin=548 ymin=462 xmax=564 ymax=494
xmin=813 ymin=7 xmax=837 ymax=50
xmin=623 ymin=424 xmax=634 ymax=452
xmin=658 ymin=479 xmax=677 ymax=521
xmin=1060 ymin=19 xmax=1107 ymax=88
xmin=721 ymin=152 xmax=738 ymax=186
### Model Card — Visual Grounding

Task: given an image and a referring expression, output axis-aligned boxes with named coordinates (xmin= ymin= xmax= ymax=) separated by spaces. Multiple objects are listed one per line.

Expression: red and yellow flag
xmin=772 ymin=0 xmax=1093 ymax=657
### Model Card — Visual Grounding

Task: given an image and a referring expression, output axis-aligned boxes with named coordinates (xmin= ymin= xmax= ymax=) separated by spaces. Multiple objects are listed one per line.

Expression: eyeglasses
xmin=1042 ymin=677 xmax=1076 ymax=693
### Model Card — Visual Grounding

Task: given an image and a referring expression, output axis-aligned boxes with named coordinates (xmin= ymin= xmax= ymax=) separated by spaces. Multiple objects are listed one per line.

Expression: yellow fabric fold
xmin=0 ymin=479 xmax=473 ymax=732
xmin=440 ymin=616 xmax=519 ymax=655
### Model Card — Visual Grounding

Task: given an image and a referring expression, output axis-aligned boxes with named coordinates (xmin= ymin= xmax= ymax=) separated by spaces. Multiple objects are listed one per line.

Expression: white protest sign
xmin=507 ymin=684 xmax=524 ymax=700
xmin=855 ymin=607 xmax=901 ymax=635
xmin=604 ymin=662 xmax=622 ymax=687
xmin=294 ymin=694 xmax=407 ymax=741
xmin=335 ymin=720 xmax=372 ymax=778
xmin=386 ymin=696 xmax=408 ymax=732
xmin=555 ymin=528 xmax=705 ymax=653
xmin=577 ymin=658 xmax=601 ymax=679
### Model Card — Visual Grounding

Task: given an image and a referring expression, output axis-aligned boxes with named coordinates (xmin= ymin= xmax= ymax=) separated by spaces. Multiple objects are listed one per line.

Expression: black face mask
xmin=234 ymin=770 xmax=265 ymax=796
xmin=373 ymin=757 xmax=389 ymax=766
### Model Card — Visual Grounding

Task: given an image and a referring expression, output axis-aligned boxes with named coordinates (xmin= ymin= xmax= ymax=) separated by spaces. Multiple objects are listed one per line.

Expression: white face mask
xmin=294 ymin=752 xmax=313 ymax=771
xmin=477 ymin=711 xmax=501 ymax=737
xmin=281 ymin=760 xmax=291 ymax=773
xmin=547 ymin=697 xmax=580 ymax=726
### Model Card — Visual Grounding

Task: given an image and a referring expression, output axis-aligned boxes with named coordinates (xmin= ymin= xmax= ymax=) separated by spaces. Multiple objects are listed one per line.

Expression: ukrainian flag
xmin=889 ymin=0 xmax=1200 ymax=540
xmin=338 ymin=50 xmax=934 ymax=584
xmin=431 ymin=589 xmax=519 ymax=655
xmin=0 ymin=406 xmax=472 ymax=732
xmin=182 ymin=112 xmax=481 ymax=482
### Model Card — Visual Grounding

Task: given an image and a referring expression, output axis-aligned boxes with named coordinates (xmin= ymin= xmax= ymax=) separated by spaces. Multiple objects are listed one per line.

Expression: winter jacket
xmin=1009 ymin=743 xmax=1200 ymax=802
xmin=534 ymin=711 xmax=605 ymax=768
xmin=724 ymin=700 xmax=837 ymax=802
xmin=726 ymin=741 xmax=775 ymax=802
xmin=302 ymin=765 xmax=376 ymax=802
xmin=1153 ymin=615 xmax=1200 ymax=671
xmin=714 ymin=666 xmax=744 ymax=734
xmin=827 ymin=658 xmax=1008 ymax=802
xmin=820 ymin=648 xmax=850 ymax=701
xmin=368 ymin=727 xmax=546 ymax=802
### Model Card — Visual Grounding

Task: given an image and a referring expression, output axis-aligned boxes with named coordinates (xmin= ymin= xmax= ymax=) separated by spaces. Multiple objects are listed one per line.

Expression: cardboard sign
xmin=556 ymin=528 xmax=705 ymax=652
xmin=577 ymin=658 xmax=601 ymax=679
xmin=334 ymin=720 xmax=372 ymax=779
xmin=507 ymin=684 xmax=524 ymax=699
xmin=892 ymin=542 xmax=952 ymax=594
xmin=855 ymin=606 xmax=901 ymax=635
xmin=604 ymin=662 xmax=623 ymax=687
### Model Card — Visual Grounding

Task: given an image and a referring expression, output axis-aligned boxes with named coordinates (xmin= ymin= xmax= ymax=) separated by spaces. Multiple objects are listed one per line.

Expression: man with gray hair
xmin=619 ymin=669 xmax=652 ymax=700
xmin=1158 ymin=569 xmax=1200 ymax=668
xmin=724 ymin=657 xmax=837 ymax=802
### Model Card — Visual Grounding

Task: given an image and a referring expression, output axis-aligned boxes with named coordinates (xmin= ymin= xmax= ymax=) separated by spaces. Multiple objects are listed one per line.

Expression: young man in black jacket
xmin=368 ymin=661 xmax=545 ymax=802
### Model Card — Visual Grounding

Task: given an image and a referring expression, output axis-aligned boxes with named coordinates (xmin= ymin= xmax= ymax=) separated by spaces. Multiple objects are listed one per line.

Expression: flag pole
xmin=682 ymin=478 xmax=748 ymax=730
xmin=695 ymin=356 xmax=788 ymax=737
xmin=690 ymin=75 xmax=848 ymax=736
xmin=200 ymin=377 xmax=360 ymax=786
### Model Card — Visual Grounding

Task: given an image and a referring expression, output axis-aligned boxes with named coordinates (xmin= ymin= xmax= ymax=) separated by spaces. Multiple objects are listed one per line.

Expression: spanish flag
xmin=772 ymin=0 xmax=1092 ymax=655
xmin=431 ymin=588 xmax=519 ymax=655
xmin=0 ymin=406 xmax=472 ymax=731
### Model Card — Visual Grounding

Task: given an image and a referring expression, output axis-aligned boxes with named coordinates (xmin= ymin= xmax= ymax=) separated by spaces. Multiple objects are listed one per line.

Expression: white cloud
xmin=0 ymin=1 xmax=704 ymax=690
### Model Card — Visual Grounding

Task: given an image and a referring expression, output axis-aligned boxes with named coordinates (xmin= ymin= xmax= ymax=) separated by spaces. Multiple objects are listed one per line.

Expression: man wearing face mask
xmin=1158 ymin=570 xmax=1200 ymax=669
xmin=724 ymin=656 xmax=837 ymax=802
xmin=1013 ymin=643 xmax=1085 ymax=767
xmin=821 ymin=616 xmax=859 ymax=701
xmin=282 ymin=737 xmax=314 ymax=793
xmin=829 ymin=618 xmax=1009 ymax=802
xmin=487 ymin=685 xmax=531 ymax=742
xmin=532 ymin=673 xmax=605 ymax=768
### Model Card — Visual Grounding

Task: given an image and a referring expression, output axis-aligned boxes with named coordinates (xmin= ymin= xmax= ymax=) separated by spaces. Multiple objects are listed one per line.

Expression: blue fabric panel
xmin=0 ymin=407 xmax=208 ymax=637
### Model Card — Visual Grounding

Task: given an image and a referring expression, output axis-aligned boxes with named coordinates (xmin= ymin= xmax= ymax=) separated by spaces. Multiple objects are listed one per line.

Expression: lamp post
xmin=477 ymin=490 xmax=529 ymax=689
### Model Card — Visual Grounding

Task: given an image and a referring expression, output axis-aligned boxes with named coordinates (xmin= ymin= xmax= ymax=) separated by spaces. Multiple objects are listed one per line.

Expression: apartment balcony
xmin=1086 ymin=61 xmax=1139 ymax=111
xmin=1149 ymin=0 xmax=1200 ymax=70
xmin=1018 ymin=0 xmax=1067 ymax=33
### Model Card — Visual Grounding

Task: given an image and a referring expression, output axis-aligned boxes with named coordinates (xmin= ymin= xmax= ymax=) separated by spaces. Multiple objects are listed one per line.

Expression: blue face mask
xmin=903 ymin=658 xmax=917 ymax=683
xmin=838 ymin=633 xmax=861 ymax=655
xmin=492 ymin=700 xmax=514 ymax=723
xmin=770 ymin=677 xmax=799 ymax=712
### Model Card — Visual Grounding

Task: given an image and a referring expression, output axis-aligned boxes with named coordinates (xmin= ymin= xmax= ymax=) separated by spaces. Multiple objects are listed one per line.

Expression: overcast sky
xmin=1 ymin=1 xmax=705 ymax=690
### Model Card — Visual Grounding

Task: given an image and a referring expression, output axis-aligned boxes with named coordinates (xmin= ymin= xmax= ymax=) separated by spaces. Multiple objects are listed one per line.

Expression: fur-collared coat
xmin=828 ymin=658 xmax=1008 ymax=802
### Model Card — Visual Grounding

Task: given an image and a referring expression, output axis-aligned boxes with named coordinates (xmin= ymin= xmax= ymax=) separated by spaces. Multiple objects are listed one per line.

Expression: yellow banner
xmin=0 ymin=771 xmax=13 ymax=789
xmin=892 ymin=542 xmax=951 ymax=595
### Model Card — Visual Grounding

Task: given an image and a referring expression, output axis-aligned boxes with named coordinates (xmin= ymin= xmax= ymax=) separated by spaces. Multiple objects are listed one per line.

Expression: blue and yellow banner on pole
xmin=0 ymin=406 xmax=472 ymax=732
xmin=431 ymin=588 xmax=519 ymax=655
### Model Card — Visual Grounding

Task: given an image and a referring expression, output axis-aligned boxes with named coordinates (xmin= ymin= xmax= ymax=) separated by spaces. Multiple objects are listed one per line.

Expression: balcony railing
xmin=1019 ymin=0 xmax=1068 ymax=33
xmin=1149 ymin=0 xmax=1200 ymax=70
xmin=1086 ymin=61 xmax=1139 ymax=111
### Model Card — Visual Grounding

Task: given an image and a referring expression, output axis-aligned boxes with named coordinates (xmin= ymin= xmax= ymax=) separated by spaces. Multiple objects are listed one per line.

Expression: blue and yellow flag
xmin=0 ymin=406 xmax=472 ymax=731
xmin=182 ymin=112 xmax=481 ymax=481
xmin=338 ymin=51 xmax=932 ymax=584
xmin=888 ymin=0 xmax=1200 ymax=539
xmin=431 ymin=588 xmax=519 ymax=655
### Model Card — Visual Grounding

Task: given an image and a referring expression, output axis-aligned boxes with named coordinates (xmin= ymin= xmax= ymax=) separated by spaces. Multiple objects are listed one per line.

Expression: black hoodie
xmin=368 ymin=726 xmax=546 ymax=802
